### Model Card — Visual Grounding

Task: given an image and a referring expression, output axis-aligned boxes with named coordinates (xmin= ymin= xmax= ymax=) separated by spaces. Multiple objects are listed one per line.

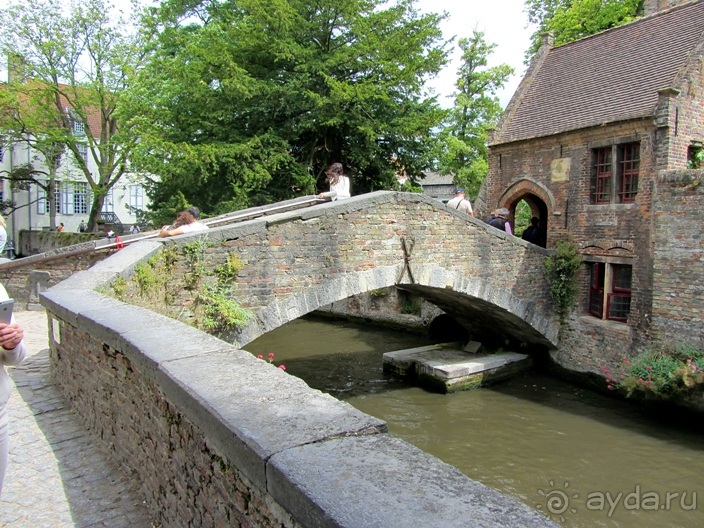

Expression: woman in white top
xmin=0 ymin=284 xmax=26 ymax=497
xmin=158 ymin=209 xmax=209 ymax=238
xmin=318 ymin=162 xmax=350 ymax=201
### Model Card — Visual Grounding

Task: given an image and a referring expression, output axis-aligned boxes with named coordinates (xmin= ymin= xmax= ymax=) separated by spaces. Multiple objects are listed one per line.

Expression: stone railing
xmin=40 ymin=226 xmax=556 ymax=526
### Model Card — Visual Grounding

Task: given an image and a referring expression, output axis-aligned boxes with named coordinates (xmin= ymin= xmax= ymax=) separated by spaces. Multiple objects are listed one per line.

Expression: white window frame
xmin=74 ymin=182 xmax=89 ymax=215
xmin=101 ymin=187 xmax=114 ymax=214
xmin=129 ymin=184 xmax=145 ymax=211
xmin=76 ymin=143 xmax=88 ymax=161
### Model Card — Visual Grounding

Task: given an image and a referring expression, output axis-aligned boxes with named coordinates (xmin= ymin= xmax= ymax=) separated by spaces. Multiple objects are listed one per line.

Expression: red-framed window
xmin=619 ymin=143 xmax=639 ymax=203
xmin=589 ymin=263 xmax=604 ymax=317
xmin=593 ymin=147 xmax=612 ymax=204
xmin=588 ymin=263 xmax=631 ymax=323
xmin=592 ymin=142 xmax=640 ymax=204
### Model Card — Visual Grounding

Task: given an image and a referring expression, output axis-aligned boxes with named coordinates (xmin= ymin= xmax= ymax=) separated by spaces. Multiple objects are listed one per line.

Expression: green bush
xmin=544 ymin=239 xmax=582 ymax=321
xmin=602 ymin=347 xmax=704 ymax=398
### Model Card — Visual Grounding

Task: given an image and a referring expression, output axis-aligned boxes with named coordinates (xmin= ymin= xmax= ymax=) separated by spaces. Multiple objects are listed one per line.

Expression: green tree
xmin=525 ymin=0 xmax=643 ymax=61
xmin=0 ymin=0 xmax=146 ymax=231
xmin=125 ymin=0 xmax=448 ymax=217
xmin=437 ymin=31 xmax=513 ymax=199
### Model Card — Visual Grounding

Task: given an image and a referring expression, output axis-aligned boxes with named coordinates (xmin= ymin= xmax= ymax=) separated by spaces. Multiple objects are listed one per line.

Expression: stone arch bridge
xmin=158 ymin=191 xmax=559 ymax=350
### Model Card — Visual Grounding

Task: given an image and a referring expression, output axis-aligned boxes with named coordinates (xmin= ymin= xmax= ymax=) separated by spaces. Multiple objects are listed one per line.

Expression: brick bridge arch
xmin=191 ymin=191 xmax=560 ymax=349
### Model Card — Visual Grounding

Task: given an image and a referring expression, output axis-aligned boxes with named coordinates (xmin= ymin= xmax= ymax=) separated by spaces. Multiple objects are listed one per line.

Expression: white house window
xmin=74 ymin=182 xmax=88 ymax=215
xmin=77 ymin=144 xmax=88 ymax=160
xmin=73 ymin=119 xmax=85 ymax=136
xmin=61 ymin=182 xmax=75 ymax=215
xmin=129 ymin=185 xmax=145 ymax=211
xmin=101 ymin=187 xmax=114 ymax=213
xmin=37 ymin=183 xmax=47 ymax=215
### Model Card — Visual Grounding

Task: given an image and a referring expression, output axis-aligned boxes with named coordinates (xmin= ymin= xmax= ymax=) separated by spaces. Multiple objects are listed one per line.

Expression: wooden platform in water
xmin=382 ymin=343 xmax=531 ymax=393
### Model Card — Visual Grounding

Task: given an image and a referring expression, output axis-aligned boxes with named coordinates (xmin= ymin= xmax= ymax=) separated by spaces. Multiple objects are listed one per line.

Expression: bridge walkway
xmin=0 ymin=310 xmax=154 ymax=527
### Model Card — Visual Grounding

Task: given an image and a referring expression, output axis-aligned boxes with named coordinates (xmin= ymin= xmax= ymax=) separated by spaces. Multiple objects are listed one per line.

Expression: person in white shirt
xmin=318 ymin=162 xmax=351 ymax=201
xmin=446 ymin=188 xmax=473 ymax=216
xmin=0 ymin=284 xmax=26 ymax=497
xmin=158 ymin=209 xmax=209 ymax=238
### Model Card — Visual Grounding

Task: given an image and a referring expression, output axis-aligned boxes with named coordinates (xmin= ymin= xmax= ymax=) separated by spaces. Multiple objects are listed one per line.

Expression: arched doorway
xmin=511 ymin=194 xmax=548 ymax=248
xmin=497 ymin=178 xmax=554 ymax=248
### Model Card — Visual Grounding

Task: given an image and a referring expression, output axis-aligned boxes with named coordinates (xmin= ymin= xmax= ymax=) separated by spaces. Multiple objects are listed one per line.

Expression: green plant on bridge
xmin=107 ymin=238 xmax=253 ymax=333
xmin=110 ymin=276 xmax=127 ymax=301
xmin=198 ymin=282 xmax=252 ymax=332
xmin=544 ymin=239 xmax=582 ymax=322
xmin=214 ymin=252 xmax=244 ymax=282
xmin=181 ymin=238 xmax=210 ymax=289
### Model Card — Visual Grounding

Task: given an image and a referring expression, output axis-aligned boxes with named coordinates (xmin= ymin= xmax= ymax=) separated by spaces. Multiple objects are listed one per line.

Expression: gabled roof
xmin=0 ymin=79 xmax=104 ymax=140
xmin=421 ymin=171 xmax=454 ymax=185
xmin=492 ymin=0 xmax=704 ymax=145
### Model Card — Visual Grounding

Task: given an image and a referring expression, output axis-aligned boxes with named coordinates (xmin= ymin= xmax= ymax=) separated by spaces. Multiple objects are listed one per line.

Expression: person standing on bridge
xmin=318 ymin=162 xmax=350 ymax=201
xmin=0 ymin=283 xmax=26 ymax=497
xmin=488 ymin=208 xmax=512 ymax=235
xmin=447 ymin=188 xmax=474 ymax=216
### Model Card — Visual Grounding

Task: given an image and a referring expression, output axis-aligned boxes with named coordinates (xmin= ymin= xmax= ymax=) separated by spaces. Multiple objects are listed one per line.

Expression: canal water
xmin=246 ymin=315 xmax=703 ymax=527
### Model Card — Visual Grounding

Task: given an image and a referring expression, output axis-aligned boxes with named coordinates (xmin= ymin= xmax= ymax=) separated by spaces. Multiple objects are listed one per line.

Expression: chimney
xmin=7 ymin=53 xmax=26 ymax=84
xmin=643 ymin=0 xmax=690 ymax=16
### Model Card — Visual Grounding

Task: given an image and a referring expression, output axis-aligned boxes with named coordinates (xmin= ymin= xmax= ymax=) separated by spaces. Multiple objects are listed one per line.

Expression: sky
xmin=0 ymin=0 xmax=535 ymax=107
xmin=415 ymin=0 xmax=535 ymax=108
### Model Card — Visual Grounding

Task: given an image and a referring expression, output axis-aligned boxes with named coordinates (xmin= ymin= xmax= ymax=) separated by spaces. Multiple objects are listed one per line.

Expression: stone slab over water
xmin=383 ymin=344 xmax=531 ymax=393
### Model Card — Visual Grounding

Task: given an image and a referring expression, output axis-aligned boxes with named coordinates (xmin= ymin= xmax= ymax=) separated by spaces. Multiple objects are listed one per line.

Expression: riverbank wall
xmin=39 ymin=238 xmax=556 ymax=527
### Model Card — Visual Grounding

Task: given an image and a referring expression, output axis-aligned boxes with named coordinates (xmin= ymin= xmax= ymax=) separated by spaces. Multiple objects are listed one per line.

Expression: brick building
xmin=485 ymin=0 xmax=704 ymax=369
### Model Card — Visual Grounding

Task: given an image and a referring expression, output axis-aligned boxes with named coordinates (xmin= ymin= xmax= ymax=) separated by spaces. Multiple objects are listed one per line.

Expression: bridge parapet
xmin=38 ymin=193 xmax=558 ymax=527
xmin=159 ymin=191 xmax=559 ymax=348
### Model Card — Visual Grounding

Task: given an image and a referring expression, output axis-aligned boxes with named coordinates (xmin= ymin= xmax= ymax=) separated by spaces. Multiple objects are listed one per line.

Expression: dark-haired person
xmin=318 ymin=162 xmax=350 ymax=201
xmin=521 ymin=217 xmax=541 ymax=245
xmin=158 ymin=209 xmax=208 ymax=238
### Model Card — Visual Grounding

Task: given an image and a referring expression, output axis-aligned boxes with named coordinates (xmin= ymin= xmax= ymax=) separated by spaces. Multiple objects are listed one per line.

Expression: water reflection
xmin=246 ymin=315 xmax=704 ymax=528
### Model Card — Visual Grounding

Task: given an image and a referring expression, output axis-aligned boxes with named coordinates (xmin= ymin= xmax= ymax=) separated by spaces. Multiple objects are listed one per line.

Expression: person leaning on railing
xmin=158 ymin=209 xmax=209 ymax=238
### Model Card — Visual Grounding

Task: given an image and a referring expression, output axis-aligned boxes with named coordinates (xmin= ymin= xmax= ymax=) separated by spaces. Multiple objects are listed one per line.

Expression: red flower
xmin=278 ymin=365 xmax=287 ymax=371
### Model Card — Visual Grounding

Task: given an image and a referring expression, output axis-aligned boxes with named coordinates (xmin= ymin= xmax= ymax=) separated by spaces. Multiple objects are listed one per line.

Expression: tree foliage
xmin=436 ymin=31 xmax=513 ymax=199
xmin=0 ymin=0 xmax=146 ymax=231
xmin=124 ymin=0 xmax=449 ymax=218
xmin=524 ymin=0 xmax=643 ymax=61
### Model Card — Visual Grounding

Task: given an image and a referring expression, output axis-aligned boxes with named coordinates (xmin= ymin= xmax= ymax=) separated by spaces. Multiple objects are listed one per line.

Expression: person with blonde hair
xmin=0 ymin=216 xmax=6 ymax=254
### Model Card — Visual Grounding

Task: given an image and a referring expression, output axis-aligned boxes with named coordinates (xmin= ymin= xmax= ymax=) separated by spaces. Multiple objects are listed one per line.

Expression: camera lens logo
xmin=537 ymin=480 xmax=579 ymax=522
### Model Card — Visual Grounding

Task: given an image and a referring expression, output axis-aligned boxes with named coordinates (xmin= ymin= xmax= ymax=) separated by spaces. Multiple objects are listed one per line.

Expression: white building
xmin=0 ymin=133 xmax=148 ymax=243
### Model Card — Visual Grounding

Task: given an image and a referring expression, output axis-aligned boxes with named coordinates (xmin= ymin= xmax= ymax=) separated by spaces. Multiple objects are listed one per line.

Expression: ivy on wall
xmin=105 ymin=238 xmax=252 ymax=333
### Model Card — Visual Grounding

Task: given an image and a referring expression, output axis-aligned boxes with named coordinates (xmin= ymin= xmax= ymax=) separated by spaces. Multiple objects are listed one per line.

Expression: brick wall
xmin=651 ymin=169 xmax=704 ymax=348
xmin=137 ymin=193 xmax=559 ymax=349
xmin=40 ymin=220 xmax=557 ymax=527
xmin=0 ymin=249 xmax=111 ymax=308
xmin=52 ymin=318 xmax=301 ymax=528
xmin=487 ymin=121 xmax=656 ymax=365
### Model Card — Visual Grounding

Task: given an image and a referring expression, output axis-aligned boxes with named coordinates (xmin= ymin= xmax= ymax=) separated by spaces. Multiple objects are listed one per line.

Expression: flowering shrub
xmin=601 ymin=347 xmax=704 ymax=398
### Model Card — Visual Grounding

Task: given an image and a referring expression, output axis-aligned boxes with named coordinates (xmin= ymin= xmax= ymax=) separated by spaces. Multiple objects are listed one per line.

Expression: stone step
xmin=382 ymin=344 xmax=531 ymax=393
